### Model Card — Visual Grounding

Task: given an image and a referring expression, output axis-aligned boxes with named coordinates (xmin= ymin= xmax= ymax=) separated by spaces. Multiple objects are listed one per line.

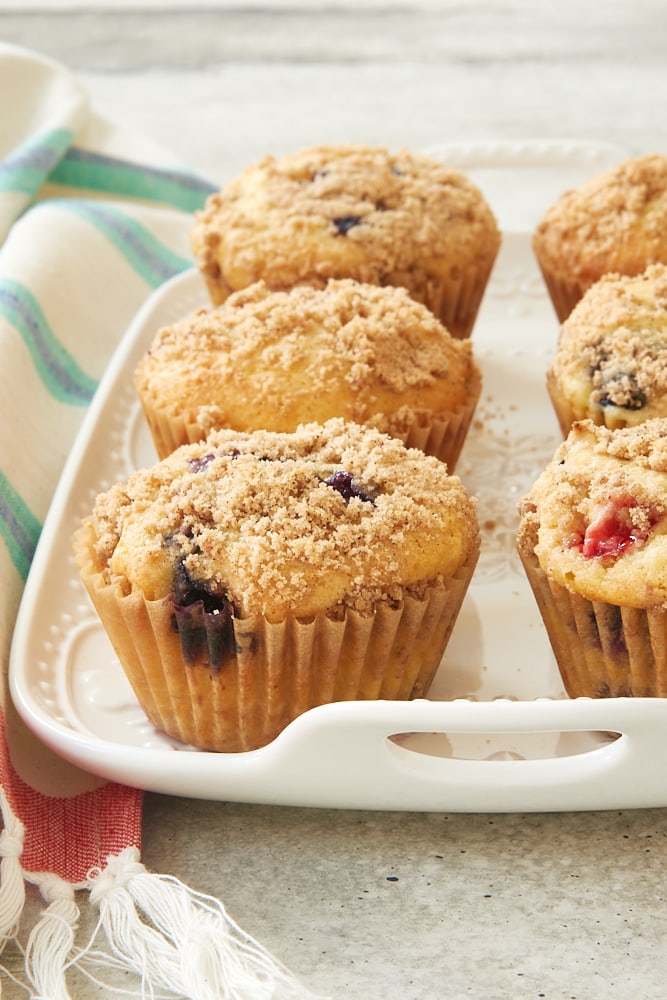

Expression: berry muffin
xmin=547 ymin=263 xmax=667 ymax=435
xmin=191 ymin=143 xmax=501 ymax=339
xmin=517 ymin=418 xmax=667 ymax=698
xmin=134 ymin=279 xmax=482 ymax=469
xmin=533 ymin=153 xmax=667 ymax=322
xmin=74 ymin=419 xmax=480 ymax=752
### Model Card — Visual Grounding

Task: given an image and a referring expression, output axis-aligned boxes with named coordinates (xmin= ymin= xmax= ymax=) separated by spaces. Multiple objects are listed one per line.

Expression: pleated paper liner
xmin=415 ymin=249 xmax=500 ymax=339
xmin=198 ymin=248 xmax=499 ymax=342
xmin=545 ymin=368 xmax=579 ymax=438
xmin=534 ymin=259 xmax=591 ymax=324
xmin=140 ymin=388 xmax=481 ymax=473
xmin=400 ymin=395 xmax=480 ymax=472
xmin=74 ymin=521 xmax=480 ymax=753
xmin=517 ymin=517 xmax=667 ymax=699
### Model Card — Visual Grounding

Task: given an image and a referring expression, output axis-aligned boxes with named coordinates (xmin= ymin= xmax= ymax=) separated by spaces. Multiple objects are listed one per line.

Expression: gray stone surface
xmin=138 ymin=799 xmax=667 ymax=1000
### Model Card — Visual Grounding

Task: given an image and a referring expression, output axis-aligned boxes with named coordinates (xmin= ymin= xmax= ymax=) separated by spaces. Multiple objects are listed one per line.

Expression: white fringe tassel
xmin=80 ymin=846 xmax=326 ymax=1000
xmin=0 ymin=786 xmax=328 ymax=1000
xmin=0 ymin=786 xmax=26 ymax=950
xmin=24 ymin=872 xmax=80 ymax=1000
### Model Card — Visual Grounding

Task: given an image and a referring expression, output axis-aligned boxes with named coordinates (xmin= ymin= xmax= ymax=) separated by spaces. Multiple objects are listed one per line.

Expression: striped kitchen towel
xmin=0 ymin=42 xmax=323 ymax=999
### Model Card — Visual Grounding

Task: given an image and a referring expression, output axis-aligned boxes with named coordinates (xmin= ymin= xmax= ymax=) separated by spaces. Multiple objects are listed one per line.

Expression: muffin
xmin=134 ymin=279 xmax=482 ymax=469
xmin=191 ymin=143 xmax=501 ymax=339
xmin=517 ymin=418 xmax=667 ymax=698
xmin=73 ymin=418 xmax=480 ymax=752
xmin=547 ymin=263 xmax=667 ymax=435
xmin=533 ymin=153 xmax=667 ymax=322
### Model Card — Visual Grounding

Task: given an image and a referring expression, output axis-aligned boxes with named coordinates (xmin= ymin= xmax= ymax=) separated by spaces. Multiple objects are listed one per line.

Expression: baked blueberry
xmin=596 ymin=372 xmax=647 ymax=411
xmin=323 ymin=469 xmax=376 ymax=504
xmin=332 ymin=214 xmax=363 ymax=235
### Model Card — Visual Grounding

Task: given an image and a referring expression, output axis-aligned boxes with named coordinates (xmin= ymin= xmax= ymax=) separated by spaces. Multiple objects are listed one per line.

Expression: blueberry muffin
xmin=191 ymin=143 xmax=501 ymax=338
xmin=533 ymin=153 xmax=667 ymax=322
xmin=517 ymin=418 xmax=667 ymax=698
xmin=74 ymin=418 xmax=480 ymax=751
xmin=134 ymin=279 xmax=482 ymax=469
xmin=547 ymin=264 xmax=667 ymax=435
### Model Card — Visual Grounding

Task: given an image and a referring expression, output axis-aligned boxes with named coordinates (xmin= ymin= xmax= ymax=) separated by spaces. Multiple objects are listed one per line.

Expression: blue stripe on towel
xmin=0 ymin=470 xmax=41 ymax=582
xmin=0 ymin=128 xmax=73 ymax=197
xmin=57 ymin=199 xmax=193 ymax=286
xmin=49 ymin=147 xmax=217 ymax=213
xmin=0 ymin=280 xmax=98 ymax=405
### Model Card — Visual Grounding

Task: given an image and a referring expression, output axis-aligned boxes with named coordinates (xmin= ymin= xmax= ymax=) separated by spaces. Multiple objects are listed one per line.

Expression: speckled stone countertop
xmin=3 ymin=3 xmax=667 ymax=998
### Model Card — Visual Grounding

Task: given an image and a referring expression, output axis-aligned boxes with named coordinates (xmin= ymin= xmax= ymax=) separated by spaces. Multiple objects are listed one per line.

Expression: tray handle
xmin=255 ymin=697 xmax=667 ymax=813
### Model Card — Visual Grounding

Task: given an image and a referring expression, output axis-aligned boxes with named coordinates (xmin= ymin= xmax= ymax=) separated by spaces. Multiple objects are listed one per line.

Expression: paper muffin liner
xmin=399 ymin=390 xmax=480 ymax=471
xmin=545 ymin=368 xmax=579 ymax=438
xmin=138 ymin=399 xmax=205 ymax=460
xmin=140 ymin=385 xmax=481 ymax=471
xmin=198 ymin=250 xmax=499 ymax=343
xmin=74 ymin=522 xmax=480 ymax=753
xmin=415 ymin=251 xmax=500 ymax=340
xmin=517 ymin=516 xmax=667 ymax=698
xmin=534 ymin=261 xmax=591 ymax=324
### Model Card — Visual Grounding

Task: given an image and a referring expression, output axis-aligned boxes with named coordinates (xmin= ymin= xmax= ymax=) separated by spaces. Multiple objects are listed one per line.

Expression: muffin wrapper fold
xmin=417 ymin=253 xmax=498 ymax=340
xmin=74 ymin=522 xmax=479 ymax=752
xmin=200 ymin=247 xmax=499 ymax=342
xmin=140 ymin=379 xmax=482 ymax=471
xmin=517 ymin=518 xmax=667 ymax=698
xmin=535 ymin=262 xmax=591 ymax=325
xmin=546 ymin=368 xmax=579 ymax=438
xmin=400 ymin=397 xmax=478 ymax=471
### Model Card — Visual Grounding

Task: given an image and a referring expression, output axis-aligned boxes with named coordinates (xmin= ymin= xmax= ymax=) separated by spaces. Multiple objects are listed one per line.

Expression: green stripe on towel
xmin=0 ymin=279 xmax=98 ymax=405
xmin=0 ymin=470 xmax=41 ymax=581
xmin=50 ymin=147 xmax=217 ymax=213
xmin=0 ymin=128 xmax=73 ymax=197
xmin=58 ymin=199 xmax=193 ymax=287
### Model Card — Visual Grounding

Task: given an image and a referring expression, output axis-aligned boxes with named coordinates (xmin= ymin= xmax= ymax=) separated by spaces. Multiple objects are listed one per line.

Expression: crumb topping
xmin=86 ymin=419 xmax=479 ymax=622
xmin=135 ymin=279 xmax=480 ymax=437
xmin=533 ymin=154 xmax=667 ymax=283
xmin=191 ymin=144 xmax=500 ymax=292
xmin=518 ymin=418 xmax=667 ymax=607
xmin=549 ymin=264 xmax=667 ymax=421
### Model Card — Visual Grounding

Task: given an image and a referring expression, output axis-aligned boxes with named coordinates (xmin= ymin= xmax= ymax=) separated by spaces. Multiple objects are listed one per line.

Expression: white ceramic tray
xmin=11 ymin=140 xmax=667 ymax=812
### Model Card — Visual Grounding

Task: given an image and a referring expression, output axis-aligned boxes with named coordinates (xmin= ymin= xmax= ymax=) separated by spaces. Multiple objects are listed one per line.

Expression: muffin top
xmin=518 ymin=419 xmax=667 ymax=608
xmin=533 ymin=154 xmax=667 ymax=286
xmin=87 ymin=418 xmax=479 ymax=622
xmin=548 ymin=263 xmax=667 ymax=427
xmin=135 ymin=279 xmax=481 ymax=443
xmin=191 ymin=143 xmax=500 ymax=294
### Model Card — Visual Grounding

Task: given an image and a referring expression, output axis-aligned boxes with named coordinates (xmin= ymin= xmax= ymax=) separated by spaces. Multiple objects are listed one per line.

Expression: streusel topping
xmin=191 ymin=144 xmax=500 ymax=293
xmin=87 ymin=419 xmax=479 ymax=622
xmin=533 ymin=154 xmax=667 ymax=284
xmin=549 ymin=264 xmax=667 ymax=424
xmin=135 ymin=279 xmax=480 ymax=440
